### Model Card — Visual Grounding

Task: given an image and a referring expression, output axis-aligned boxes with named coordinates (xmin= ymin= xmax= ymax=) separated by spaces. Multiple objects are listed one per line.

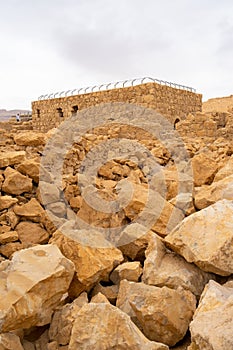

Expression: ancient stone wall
xmin=32 ymin=82 xmax=202 ymax=132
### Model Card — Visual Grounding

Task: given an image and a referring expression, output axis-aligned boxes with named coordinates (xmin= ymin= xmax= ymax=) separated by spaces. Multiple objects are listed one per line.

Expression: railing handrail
xmin=37 ymin=77 xmax=196 ymax=100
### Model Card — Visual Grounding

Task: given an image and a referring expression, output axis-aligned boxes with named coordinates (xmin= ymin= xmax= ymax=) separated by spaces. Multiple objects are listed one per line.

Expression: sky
xmin=0 ymin=0 xmax=233 ymax=110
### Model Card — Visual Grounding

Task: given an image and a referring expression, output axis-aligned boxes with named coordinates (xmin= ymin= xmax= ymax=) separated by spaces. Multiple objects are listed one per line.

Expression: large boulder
xmin=0 ymin=244 xmax=74 ymax=332
xmin=50 ymin=225 xmax=124 ymax=296
xmin=189 ymin=280 xmax=233 ymax=350
xmin=117 ymin=280 xmax=196 ymax=347
xmin=142 ymin=234 xmax=214 ymax=297
xmin=165 ymin=199 xmax=233 ymax=275
xmin=194 ymin=174 xmax=233 ymax=210
xmin=0 ymin=151 xmax=26 ymax=168
xmin=69 ymin=303 xmax=169 ymax=350
xmin=2 ymin=167 xmax=32 ymax=195
xmin=14 ymin=132 xmax=46 ymax=146
xmin=191 ymin=152 xmax=218 ymax=186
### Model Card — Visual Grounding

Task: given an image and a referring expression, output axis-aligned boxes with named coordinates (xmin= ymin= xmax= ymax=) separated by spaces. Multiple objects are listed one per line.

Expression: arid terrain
xmin=0 ymin=96 xmax=232 ymax=350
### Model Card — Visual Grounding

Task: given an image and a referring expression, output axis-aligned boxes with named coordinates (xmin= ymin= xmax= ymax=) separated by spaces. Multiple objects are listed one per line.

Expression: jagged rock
xmin=191 ymin=152 xmax=218 ymax=186
xmin=0 ymin=332 xmax=24 ymax=350
xmin=14 ymin=132 xmax=46 ymax=146
xmin=194 ymin=174 xmax=233 ymax=209
xmin=0 ymin=242 xmax=25 ymax=258
xmin=142 ymin=234 xmax=214 ymax=297
xmin=38 ymin=182 xmax=60 ymax=206
xmin=165 ymin=199 xmax=233 ymax=275
xmin=2 ymin=167 xmax=32 ymax=195
xmin=5 ymin=211 xmax=19 ymax=229
xmin=110 ymin=261 xmax=142 ymax=284
xmin=189 ymin=280 xmax=233 ymax=350
xmin=123 ymin=183 xmax=184 ymax=237
xmin=46 ymin=202 xmax=67 ymax=218
xmin=0 ymin=151 xmax=26 ymax=168
xmin=117 ymin=280 xmax=196 ymax=346
xmin=0 ymin=196 xmax=18 ymax=211
xmin=16 ymin=160 xmax=40 ymax=183
xmin=117 ymin=223 xmax=155 ymax=260
xmin=15 ymin=221 xmax=49 ymax=245
xmin=50 ymin=226 xmax=123 ymax=296
xmin=214 ymin=154 xmax=233 ymax=181
xmin=91 ymin=283 xmax=119 ymax=304
xmin=69 ymin=303 xmax=169 ymax=350
xmin=13 ymin=198 xmax=44 ymax=222
xmin=0 ymin=231 xmax=18 ymax=244
xmin=49 ymin=292 xmax=88 ymax=346
xmin=0 ymin=244 xmax=74 ymax=332
xmin=91 ymin=292 xmax=110 ymax=304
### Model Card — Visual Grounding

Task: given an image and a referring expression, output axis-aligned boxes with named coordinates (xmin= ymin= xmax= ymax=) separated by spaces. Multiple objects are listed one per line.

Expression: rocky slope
xmin=0 ymin=110 xmax=232 ymax=350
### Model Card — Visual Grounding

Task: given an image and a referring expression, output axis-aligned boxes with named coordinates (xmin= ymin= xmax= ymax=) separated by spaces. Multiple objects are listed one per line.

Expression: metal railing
xmin=38 ymin=77 xmax=196 ymax=100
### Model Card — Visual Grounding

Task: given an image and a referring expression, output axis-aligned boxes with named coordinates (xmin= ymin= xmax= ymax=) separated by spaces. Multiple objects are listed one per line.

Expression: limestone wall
xmin=32 ymin=82 xmax=202 ymax=132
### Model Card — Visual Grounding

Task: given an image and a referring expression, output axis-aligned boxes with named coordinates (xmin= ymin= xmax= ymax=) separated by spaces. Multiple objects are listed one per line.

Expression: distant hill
xmin=203 ymin=95 xmax=233 ymax=113
xmin=0 ymin=109 xmax=31 ymax=121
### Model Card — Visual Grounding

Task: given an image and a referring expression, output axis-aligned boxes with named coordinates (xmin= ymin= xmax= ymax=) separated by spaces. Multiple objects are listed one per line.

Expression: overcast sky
xmin=0 ymin=0 xmax=233 ymax=110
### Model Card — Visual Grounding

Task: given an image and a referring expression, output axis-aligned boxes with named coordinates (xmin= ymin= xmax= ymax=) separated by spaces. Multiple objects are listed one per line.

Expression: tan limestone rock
xmin=117 ymin=223 xmax=156 ymax=260
xmin=0 ymin=333 xmax=24 ymax=350
xmin=191 ymin=153 xmax=218 ymax=186
xmin=142 ymin=235 xmax=214 ymax=297
xmin=0 ymin=231 xmax=18 ymax=244
xmin=14 ymin=132 xmax=46 ymax=146
xmin=165 ymin=199 xmax=233 ymax=275
xmin=13 ymin=198 xmax=44 ymax=222
xmin=50 ymin=227 xmax=123 ymax=296
xmin=0 ymin=242 xmax=25 ymax=258
xmin=49 ymin=292 xmax=88 ymax=346
xmin=69 ymin=303 xmax=169 ymax=350
xmin=214 ymin=154 xmax=233 ymax=182
xmin=0 ymin=151 xmax=26 ymax=168
xmin=16 ymin=160 xmax=40 ymax=183
xmin=15 ymin=221 xmax=49 ymax=245
xmin=117 ymin=280 xmax=196 ymax=347
xmin=91 ymin=292 xmax=110 ymax=304
xmin=91 ymin=283 xmax=119 ymax=304
xmin=0 ymin=196 xmax=18 ymax=211
xmin=194 ymin=174 xmax=233 ymax=209
xmin=2 ymin=167 xmax=32 ymax=195
xmin=110 ymin=261 xmax=142 ymax=284
xmin=0 ymin=244 xmax=75 ymax=332
xmin=37 ymin=182 xmax=60 ymax=206
xmin=189 ymin=280 xmax=233 ymax=350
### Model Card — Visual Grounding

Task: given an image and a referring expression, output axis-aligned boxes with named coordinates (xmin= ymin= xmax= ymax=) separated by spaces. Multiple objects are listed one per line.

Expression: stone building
xmin=32 ymin=78 xmax=202 ymax=132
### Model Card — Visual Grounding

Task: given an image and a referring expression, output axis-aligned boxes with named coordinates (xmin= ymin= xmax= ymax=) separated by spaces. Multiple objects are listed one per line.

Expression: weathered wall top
xmin=32 ymin=77 xmax=202 ymax=132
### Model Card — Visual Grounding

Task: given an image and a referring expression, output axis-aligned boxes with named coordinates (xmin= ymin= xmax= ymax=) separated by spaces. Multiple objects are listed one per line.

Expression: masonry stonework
xmin=32 ymin=82 xmax=202 ymax=132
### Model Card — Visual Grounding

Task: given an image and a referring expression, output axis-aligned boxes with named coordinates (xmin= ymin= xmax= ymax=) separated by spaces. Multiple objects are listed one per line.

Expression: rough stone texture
xmin=13 ymin=198 xmax=44 ymax=222
xmin=0 ymin=244 xmax=74 ymax=332
xmin=16 ymin=160 xmax=40 ymax=183
xmin=165 ymin=199 xmax=233 ymax=275
xmin=110 ymin=261 xmax=142 ymax=284
xmin=117 ymin=280 xmax=196 ymax=346
xmin=214 ymin=154 xmax=233 ymax=181
xmin=142 ymin=234 xmax=214 ymax=297
xmin=69 ymin=302 xmax=169 ymax=350
xmin=0 ymin=196 xmax=18 ymax=211
xmin=194 ymin=174 xmax=233 ymax=209
xmin=50 ymin=228 xmax=123 ymax=296
xmin=191 ymin=152 xmax=218 ymax=186
xmin=49 ymin=292 xmax=88 ymax=346
xmin=13 ymin=131 xmax=46 ymax=146
xmin=2 ymin=167 xmax=33 ymax=195
xmin=91 ymin=283 xmax=119 ymax=304
xmin=91 ymin=292 xmax=110 ymax=304
xmin=0 ymin=151 xmax=26 ymax=168
xmin=32 ymin=82 xmax=202 ymax=132
xmin=15 ymin=221 xmax=49 ymax=245
xmin=189 ymin=280 xmax=233 ymax=350
xmin=117 ymin=223 xmax=154 ymax=260
xmin=0 ymin=333 xmax=24 ymax=350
